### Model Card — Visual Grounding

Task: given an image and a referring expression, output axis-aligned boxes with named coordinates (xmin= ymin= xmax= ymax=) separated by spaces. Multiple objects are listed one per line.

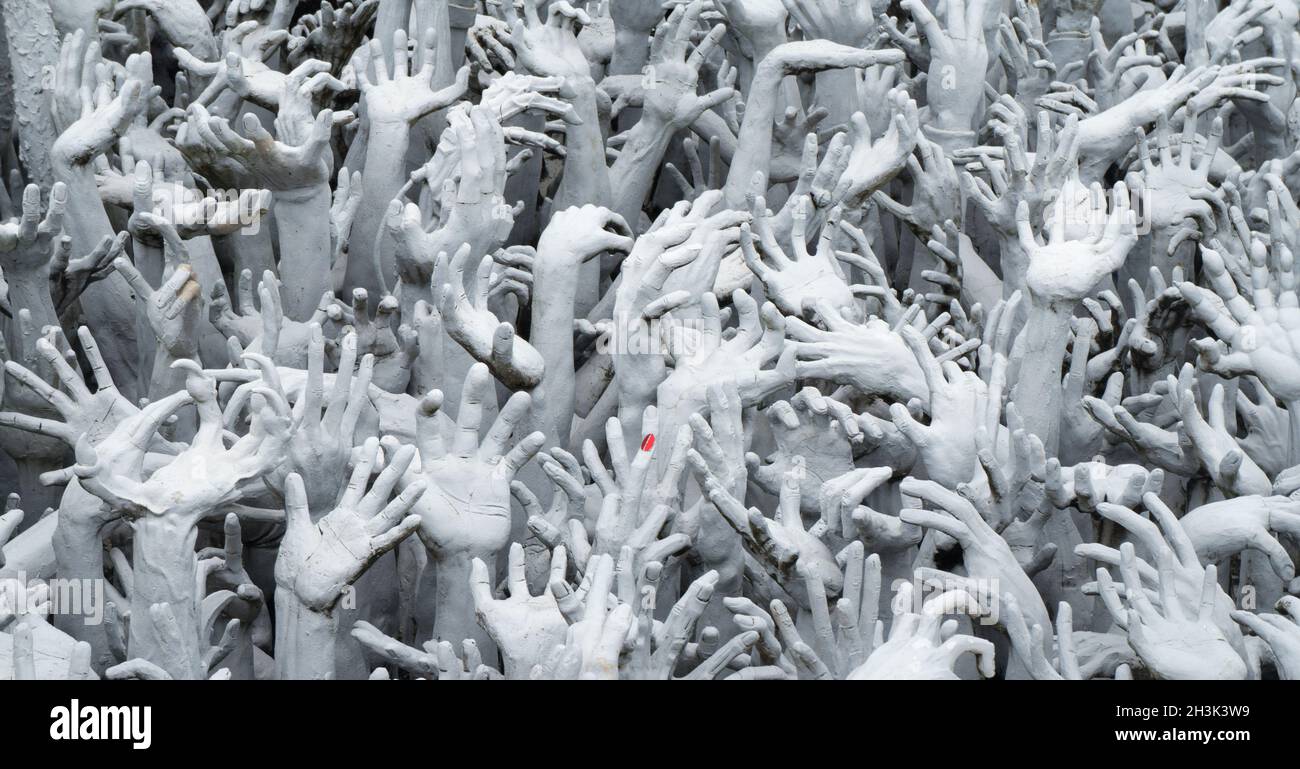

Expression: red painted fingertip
xmin=641 ymin=434 xmax=655 ymax=452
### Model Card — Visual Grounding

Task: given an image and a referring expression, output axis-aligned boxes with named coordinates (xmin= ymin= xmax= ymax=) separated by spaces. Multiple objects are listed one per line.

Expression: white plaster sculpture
xmin=1 ymin=0 xmax=1300 ymax=681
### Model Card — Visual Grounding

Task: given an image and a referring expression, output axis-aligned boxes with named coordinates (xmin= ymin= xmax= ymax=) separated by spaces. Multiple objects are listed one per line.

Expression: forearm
xmin=146 ymin=350 xmax=198 ymax=440
xmin=133 ymin=236 xmax=165 ymax=286
xmin=52 ymin=162 xmax=117 ymax=270
xmin=552 ymin=83 xmax=611 ymax=313
xmin=374 ymin=0 xmax=413 ymax=74
xmin=409 ymin=1 xmax=455 ymax=180
xmin=1010 ymin=297 xmax=1076 ymax=456
xmin=694 ymin=508 xmax=745 ymax=643
xmin=613 ymin=379 xmax=653 ymax=451
xmin=51 ymin=513 xmax=104 ymax=588
xmin=1099 ymin=0 xmax=1135 ymax=40
xmin=723 ymin=65 xmax=783 ymax=207
xmin=2 ymin=0 xmax=59 ymax=189
xmin=1 ymin=511 xmax=57 ymax=578
xmin=607 ymin=116 xmax=675 ymax=227
xmin=5 ymin=275 xmax=59 ymax=344
xmin=52 ymin=162 xmax=142 ymax=401
xmin=921 ymin=123 xmax=978 ymax=156
xmin=212 ymin=225 xmax=277 ymax=283
xmin=1077 ymin=95 xmax=1180 ymax=179
xmin=445 ymin=0 xmax=478 ymax=69
xmin=574 ymin=349 xmax=613 ymax=419
xmin=1287 ymin=404 xmax=1300 ymax=467
xmin=925 ymin=60 xmax=985 ymax=139
xmin=877 ymin=548 xmax=915 ymax=617
xmin=1147 ymin=226 xmax=1193 ymax=281
xmin=431 ymin=550 xmax=495 ymax=655
xmin=553 ymin=81 xmax=611 ymax=212
xmin=349 ymin=122 xmax=412 ymax=296
xmin=51 ymin=504 xmax=114 ymax=672
xmin=272 ymin=185 xmax=334 ymax=320
xmin=1238 ymin=103 xmax=1293 ymax=161
xmin=570 ymin=380 xmax=618 ymax=455
xmin=3 ymin=450 xmax=66 ymax=523
xmin=610 ymin=310 xmax=662 ymax=442
xmin=650 ymin=389 xmax=704 ymax=476
xmin=421 ymin=250 xmax=488 ymax=407
xmin=527 ymin=262 xmax=580 ymax=448
xmin=502 ymin=113 xmax=546 ymax=245
xmin=274 ymin=587 xmax=340 ymax=679
xmin=1046 ymin=31 xmax=1090 ymax=75
xmin=688 ymin=109 xmax=738 ymax=163
xmin=993 ymin=233 xmax=1029 ymax=297
xmin=0 ymin=271 xmax=69 ymax=513
xmin=815 ymin=69 xmax=862 ymax=129
xmin=733 ymin=31 xmax=787 ymax=94
xmin=608 ymin=29 xmax=651 ymax=77
xmin=129 ymin=514 xmax=204 ymax=679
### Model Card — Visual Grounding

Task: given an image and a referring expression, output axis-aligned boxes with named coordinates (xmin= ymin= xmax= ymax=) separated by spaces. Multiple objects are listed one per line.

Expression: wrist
xmin=1047 ymin=28 xmax=1091 ymax=42
xmin=50 ymin=145 xmax=89 ymax=173
xmin=154 ymin=339 xmax=200 ymax=371
xmin=129 ymin=513 xmax=205 ymax=678
xmin=51 ymin=514 xmax=106 ymax=578
xmin=921 ymin=123 xmax=977 ymax=153
xmin=1010 ymin=298 xmax=1076 ymax=453
xmin=1286 ymin=404 xmax=1300 ymax=467
xmin=1025 ymin=288 xmax=1079 ymax=318
xmin=609 ymin=30 xmax=651 ymax=75
xmin=50 ymin=505 xmax=116 ymax=671
xmin=616 ymin=378 xmax=655 ymax=419
xmin=274 ymin=586 xmax=340 ymax=679
xmin=748 ymin=30 xmax=788 ymax=63
xmin=5 ymin=274 xmax=59 ymax=323
xmin=270 ymin=183 xmax=328 ymax=206
xmin=613 ymin=115 xmax=674 ymax=167
xmin=814 ymin=69 xmax=862 ymax=124
xmin=627 ymin=105 xmax=673 ymax=135
xmin=360 ymin=123 xmax=414 ymax=199
xmin=531 ymin=262 xmax=582 ymax=306
xmin=431 ymin=549 xmax=496 ymax=654
xmin=272 ymin=185 xmax=334 ymax=320
xmin=1046 ymin=30 xmax=1091 ymax=72
xmin=821 ymin=28 xmax=873 ymax=47
xmin=564 ymin=74 xmax=598 ymax=100
xmin=366 ymin=115 xmax=415 ymax=132
xmin=996 ymin=236 xmax=1030 ymax=293
xmin=752 ymin=58 xmax=789 ymax=89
